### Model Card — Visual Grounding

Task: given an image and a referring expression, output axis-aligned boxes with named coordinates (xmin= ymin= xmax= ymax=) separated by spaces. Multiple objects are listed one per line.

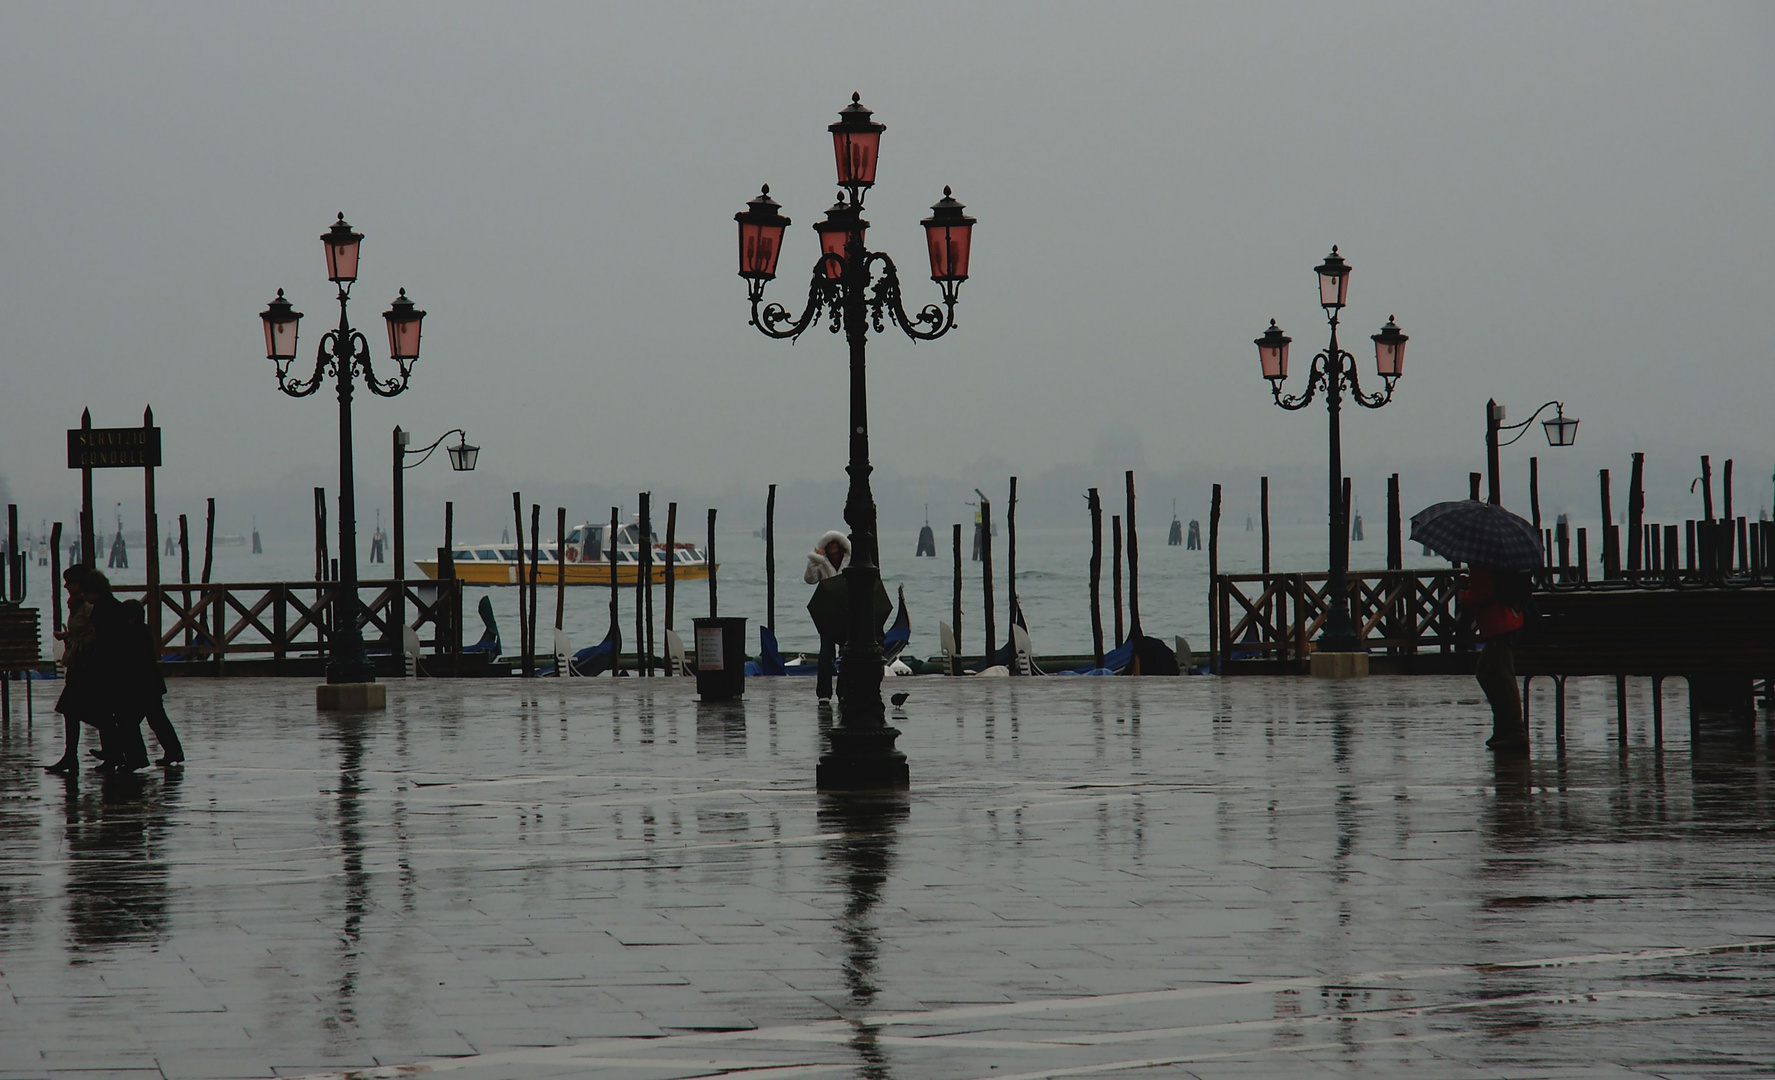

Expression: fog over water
xmin=1 ymin=3 xmax=1771 ymax=575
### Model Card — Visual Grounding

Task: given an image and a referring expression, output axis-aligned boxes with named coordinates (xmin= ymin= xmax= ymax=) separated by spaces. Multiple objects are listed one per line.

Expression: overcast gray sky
xmin=2 ymin=2 xmax=1772 ymax=531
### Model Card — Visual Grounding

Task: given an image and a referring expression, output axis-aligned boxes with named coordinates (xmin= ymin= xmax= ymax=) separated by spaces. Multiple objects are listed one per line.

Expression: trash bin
xmin=693 ymin=617 xmax=747 ymax=701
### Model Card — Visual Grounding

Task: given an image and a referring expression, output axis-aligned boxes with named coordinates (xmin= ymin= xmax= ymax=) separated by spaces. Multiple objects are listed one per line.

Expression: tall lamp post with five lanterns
xmin=736 ymin=94 xmax=976 ymax=789
xmin=259 ymin=214 xmax=427 ymax=708
xmin=1254 ymin=247 xmax=1407 ymax=659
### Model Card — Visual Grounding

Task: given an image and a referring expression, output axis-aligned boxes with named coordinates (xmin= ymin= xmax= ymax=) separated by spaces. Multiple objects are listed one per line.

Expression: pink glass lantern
xmin=813 ymin=197 xmax=866 ymax=281
xmin=1371 ymin=316 xmax=1407 ymax=379
xmin=1255 ymin=320 xmax=1292 ymax=381
xmin=829 ymin=93 xmax=885 ymax=189
xmin=259 ymin=289 xmax=303 ymax=361
xmin=322 ymin=213 xmax=364 ymax=284
xmin=1315 ymin=246 xmax=1350 ymax=310
xmin=735 ymin=186 xmax=791 ymax=281
xmin=382 ymin=289 xmax=425 ymax=361
xmin=921 ymin=187 xmax=976 ymax=282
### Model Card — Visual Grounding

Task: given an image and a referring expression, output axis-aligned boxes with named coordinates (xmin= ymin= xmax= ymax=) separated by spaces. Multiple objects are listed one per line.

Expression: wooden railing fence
xmin=113 ymin=578 xmax=463 ymax=675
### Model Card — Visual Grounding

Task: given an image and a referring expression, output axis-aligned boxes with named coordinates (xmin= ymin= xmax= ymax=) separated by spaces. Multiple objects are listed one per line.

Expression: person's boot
xmin=1486 ymin=716 xmax=1529 ymax=751
xmin=43 ymin=717 xmax=79 ymax=773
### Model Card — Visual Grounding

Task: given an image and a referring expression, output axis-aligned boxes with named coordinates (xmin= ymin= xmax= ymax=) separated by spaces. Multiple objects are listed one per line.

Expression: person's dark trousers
xmin=816 ymin=635 xmax=836 ymax=701
xmin=145 ymin=698 xmax=184 ymax=763
xmin=97 ymin=713 xmax=150 ymax=770
xmin=1475 ymin=632 xmax=1524 ymax=746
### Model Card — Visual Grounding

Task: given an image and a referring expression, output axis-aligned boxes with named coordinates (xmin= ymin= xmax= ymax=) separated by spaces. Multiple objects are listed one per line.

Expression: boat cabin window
xmin=474 ymin=549 xmax=499 ymax=560
xmin=453 ymin=549 xmax=475 ymax=560
xmin=587 ymin=527 xmax=602 ymax=551
xmin=499 ymin=548 xmax=520 ymax=561
xmin=566 ymin=527 xmax=583 ymax=545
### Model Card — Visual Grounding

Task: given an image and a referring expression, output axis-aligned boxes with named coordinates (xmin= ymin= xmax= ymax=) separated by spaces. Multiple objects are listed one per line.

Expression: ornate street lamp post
xmin=260 ymin=214 xmax=427 ymax=704
xmin=736 ymin=94 xmax=976 ymax=790
xmin=1255 ymin=248 xmax=1406 ymax=655
xmin=1484 ymin=399 xmax=1577 ymax=506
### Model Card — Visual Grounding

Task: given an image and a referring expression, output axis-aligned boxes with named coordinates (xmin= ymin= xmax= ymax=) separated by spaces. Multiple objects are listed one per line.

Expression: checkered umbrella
xmin=1408 ymin=499 xmax=1543 ymax=570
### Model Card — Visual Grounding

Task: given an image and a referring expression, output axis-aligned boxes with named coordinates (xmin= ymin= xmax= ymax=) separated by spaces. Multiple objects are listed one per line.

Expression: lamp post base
xmin=1309 ymin=651 xmax=1370 ymax=679
xmin=817 ymin=724 xmax=909 ymax=791
xmin=317 ymin=682 xmax=388 ymax=711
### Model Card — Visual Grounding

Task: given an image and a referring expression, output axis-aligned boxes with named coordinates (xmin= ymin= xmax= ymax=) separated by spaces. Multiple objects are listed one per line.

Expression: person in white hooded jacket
xmin=804 ymin=531 xmax=849 ymax=702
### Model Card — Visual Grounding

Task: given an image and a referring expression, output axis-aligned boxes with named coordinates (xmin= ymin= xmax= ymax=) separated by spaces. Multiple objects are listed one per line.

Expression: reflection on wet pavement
xmin=0 ymin=675 xmax=1770 ymax=1078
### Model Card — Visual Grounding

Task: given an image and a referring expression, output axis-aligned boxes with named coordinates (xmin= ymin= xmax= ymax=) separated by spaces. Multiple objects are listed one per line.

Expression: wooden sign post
xmin=67 ymin=408 xmax=163 ymax=643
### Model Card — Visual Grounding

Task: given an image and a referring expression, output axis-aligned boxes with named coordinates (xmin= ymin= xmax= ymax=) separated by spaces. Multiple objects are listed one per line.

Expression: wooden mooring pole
xmin=1087 ymin=488 xmax=1103 ymax=670
xmin=1110 ymin=515 xmax=1123 ymax=648
xmin=664 ymin=502 xmax=678 ymax=667
xmin=1209 ymin=483 xmax=1222 ymax=673
xmin=1628 ymin=452 xmax=1646 ymax=572
xmin=764 ymin=484 xmax=776 ymax=630
xmin=1386 ymin=474 xmax=1401 ymax=571
xmin=1006 ymin=477 xmax=1019 ymax=634
xmin=979 ymin=495 xmax=995 ymax=656
xmin=554 ymin=507 xmax=567 ymax=674
xmin=706 ymin=508 xmax=718 ymax=618
xmin=1125 ymin=471 xmax=1140 ymax=638
xmin=513 ymin=493 xmax=529 ymax=676
xmin=951 ymin=522 xmax=963 ymax=664
xmin=1261 ymin=476 xmax=1273 ymax=575
xmin=635 ymin=494 xmax=649 ymax=677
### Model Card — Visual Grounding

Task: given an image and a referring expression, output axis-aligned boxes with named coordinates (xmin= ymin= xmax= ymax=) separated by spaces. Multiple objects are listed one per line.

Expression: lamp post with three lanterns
xmin=735 ymin=94 xmax=976 ymax=789
xmin=259 ymin=214 xmax=427 ymax=704
xmin=1254 ymin=247 xmax=1408 ymax=656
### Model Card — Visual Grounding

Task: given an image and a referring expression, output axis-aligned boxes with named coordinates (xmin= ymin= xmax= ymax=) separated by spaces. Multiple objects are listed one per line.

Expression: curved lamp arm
xmin=1497 ymin=399 xmax=1565 ymax=447
xmin=748 ymin=255 xmax=844 ymax=342
xmin=275 ymin=338 xmax=334 ymax=398
xmin=402 ymin=428 xmax=469 ymax=469
xmin=1341 ymin=351 xmax=1398 ymax=409
xmin=1270 ymin=351 xmax=1330 ymax=411
xmin=353 ymin=331 xmax=416 ymax=398
xmin=866 ymin=251 xmax=957 ymax=341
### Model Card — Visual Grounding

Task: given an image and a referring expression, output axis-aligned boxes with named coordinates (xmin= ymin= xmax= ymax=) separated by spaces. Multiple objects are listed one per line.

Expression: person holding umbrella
xmin=1410 ymin=499 xmax=1543 ymax=753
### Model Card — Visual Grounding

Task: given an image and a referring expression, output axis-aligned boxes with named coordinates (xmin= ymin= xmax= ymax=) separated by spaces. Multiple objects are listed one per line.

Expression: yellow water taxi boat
xmin=413 ymin=520 xmax=712 ymax=586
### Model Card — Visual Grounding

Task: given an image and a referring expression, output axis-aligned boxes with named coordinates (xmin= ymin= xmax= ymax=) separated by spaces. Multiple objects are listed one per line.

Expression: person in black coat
xmin=81 ymin=571 xmax=152 ymax=773
xmin=45 ymin=566 xmax=96 ymax=774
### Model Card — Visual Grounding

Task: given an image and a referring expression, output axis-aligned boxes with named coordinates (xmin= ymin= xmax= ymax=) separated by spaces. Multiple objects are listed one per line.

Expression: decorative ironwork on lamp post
xmin=1484 ymin=399 xmax=1577 ymax=506
xmin=1254 ymin=247 xmax=1406 ymax=654
xmin=735 ymin=93 xmax=976 ymax=790
xmin=259 ymin=214 xmax=427 ymax=686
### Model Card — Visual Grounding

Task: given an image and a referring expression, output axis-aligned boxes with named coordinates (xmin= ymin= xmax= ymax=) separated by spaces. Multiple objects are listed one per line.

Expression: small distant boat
xmin=414 ymin=518 xmax=713 ymax=586
xmin=215 ymin=535 xmax=248 ymax=548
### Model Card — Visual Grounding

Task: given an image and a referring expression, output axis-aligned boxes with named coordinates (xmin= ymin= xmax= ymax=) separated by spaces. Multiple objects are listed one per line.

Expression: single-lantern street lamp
xmin=1484 ymin=399 xmax=1578 ymax=506
xmin=259 ymin=213 xmax=428 ymax=702
xmin=1253 ymin=246 xmax=1407 ymax=656
xmin=736 ymin=93 xmax=976 ymax=791
xmin=391 ymin=426 xmax=477 ymax=653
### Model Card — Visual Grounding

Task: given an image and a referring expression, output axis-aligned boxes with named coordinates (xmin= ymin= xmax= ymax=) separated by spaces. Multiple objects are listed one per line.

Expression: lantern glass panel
xmin=1544 ymin=416 xmax=1579 ymax=447
xmin=322 ymin=215 xmax=363 ymax=283
xmin=1319 ymin=267 xmax=1349 ymax=308
xmin=925 ymin=225 xmax=971 ymax=281
xmin=259 ymin=291 xmax=301 ymax=361
xmin=1254 ymin=322 xmax=1291 ymax=381
xmin=383 ymin=291 xmax=425 ymax=361
xmin=448 ymin=440 xmax=480 ymax=471
xmin=738 ymin=221 xmax=786 ymax=279
xmin=833 ymin=129 xmax=881 ymax=186
xmin=1375 ymin=337 xmax=1403 ymax=378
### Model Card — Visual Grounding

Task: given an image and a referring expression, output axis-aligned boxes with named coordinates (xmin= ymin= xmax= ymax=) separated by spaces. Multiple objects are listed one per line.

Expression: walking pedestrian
xmin=44 ymin=566 xmax=96 ymax=774
xmin=113 ymin=582 xmax=183 ymax=767
xmin=804 ymin=529 xmax=892 ymax=705
xmin=1460 ymin=563 xmax=1531 ymax=752
xmin=82 ymin=570 xmax=151 ymax=774
xmin=804 ymin=531 xmax=850 ymax=704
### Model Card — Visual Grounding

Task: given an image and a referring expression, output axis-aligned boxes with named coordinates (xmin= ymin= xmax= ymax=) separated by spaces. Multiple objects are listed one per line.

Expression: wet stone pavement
xmin=1 ymin=675 xmax=1773 ymax=1079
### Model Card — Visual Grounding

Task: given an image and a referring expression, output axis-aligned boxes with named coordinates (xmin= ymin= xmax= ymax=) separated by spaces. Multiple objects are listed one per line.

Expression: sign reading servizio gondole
xmin=67 ymin=426 xmax=162 ymax=469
